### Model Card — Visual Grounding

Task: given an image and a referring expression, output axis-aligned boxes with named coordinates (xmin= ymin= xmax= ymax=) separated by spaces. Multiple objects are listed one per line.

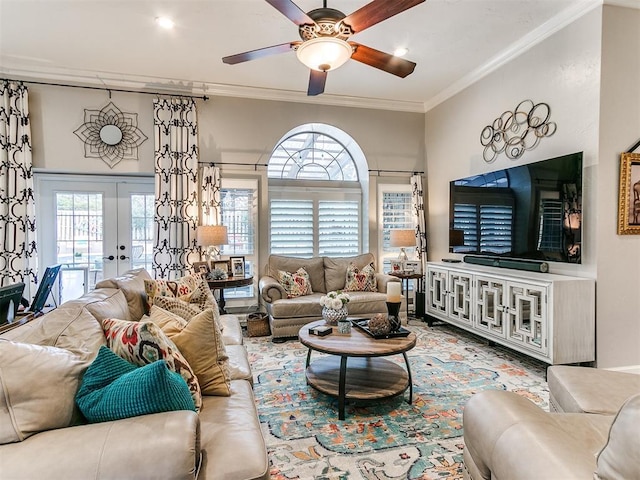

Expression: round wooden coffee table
xmin=299 ymin=319 xmax=417 ymax=420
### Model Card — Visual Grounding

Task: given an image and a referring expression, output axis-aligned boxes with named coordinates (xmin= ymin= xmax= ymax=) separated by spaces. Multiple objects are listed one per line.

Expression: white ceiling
xmin=0 ymin=0 xmax=618 ymax=112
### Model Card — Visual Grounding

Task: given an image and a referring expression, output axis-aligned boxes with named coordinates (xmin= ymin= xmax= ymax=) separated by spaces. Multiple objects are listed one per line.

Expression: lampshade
xmin=196 ymin=225 xmax=228 ymax=247
xmin=390 ymin=229 xmax=416 ymax=248
xmin=296 ymin=37 xmax=353 ymax=72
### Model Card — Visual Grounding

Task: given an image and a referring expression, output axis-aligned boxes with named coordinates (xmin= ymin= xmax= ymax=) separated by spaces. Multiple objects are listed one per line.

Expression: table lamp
xmin=390 ymin=229 xmax=416 ymax=264
xmin=196 ymin=225 xmax=228 ymax=261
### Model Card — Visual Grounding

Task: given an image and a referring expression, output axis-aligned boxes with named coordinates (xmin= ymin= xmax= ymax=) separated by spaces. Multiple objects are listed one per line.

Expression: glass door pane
xmin=118 ymin=183 xmax=155 ymax=273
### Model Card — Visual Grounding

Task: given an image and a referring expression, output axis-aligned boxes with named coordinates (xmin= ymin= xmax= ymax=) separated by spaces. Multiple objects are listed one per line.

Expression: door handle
xmin=119 ymin=255 xmax=130 ymax=260
xmin=102 ymin=255 xmax=115 ymax=261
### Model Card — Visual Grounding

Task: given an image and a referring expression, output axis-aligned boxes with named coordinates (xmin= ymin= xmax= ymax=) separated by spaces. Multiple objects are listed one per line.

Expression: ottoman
xmin=547 ymin=365 xmax=640 ymax=414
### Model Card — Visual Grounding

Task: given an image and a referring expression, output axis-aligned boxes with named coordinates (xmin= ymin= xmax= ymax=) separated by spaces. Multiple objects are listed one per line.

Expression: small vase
xmin=322 ymin=306 xmax=348 ymax=326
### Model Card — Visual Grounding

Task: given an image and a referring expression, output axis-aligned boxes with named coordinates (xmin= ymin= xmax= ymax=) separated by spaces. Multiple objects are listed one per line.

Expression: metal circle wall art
xmin=480 ymin=100 xmax=557 ymax=163
xmin=74 ymin=101 xmax=148 ymax=168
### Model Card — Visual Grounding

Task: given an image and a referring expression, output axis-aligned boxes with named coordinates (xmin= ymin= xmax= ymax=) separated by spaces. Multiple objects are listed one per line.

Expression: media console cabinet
xmin=425 ymin=261 xmax=595 ymax=365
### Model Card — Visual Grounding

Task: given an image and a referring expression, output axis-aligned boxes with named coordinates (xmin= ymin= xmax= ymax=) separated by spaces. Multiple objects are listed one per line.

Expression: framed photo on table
xmin=212 ymin=260 xmax=230 ymax=275
xmin=230 ymin=256 xmax=245 ymax=277
xmin=404 ymin=260 xmax=421 ymax=274
xmin=390 ymin=261 xmax=403 ymax=273
xmin=192 ymin=261 xmax=211 ymax=275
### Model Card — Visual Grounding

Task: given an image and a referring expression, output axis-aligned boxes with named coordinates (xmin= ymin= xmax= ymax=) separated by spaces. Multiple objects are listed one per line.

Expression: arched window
xmin=268 ymin=123 xmax=368 ymax=257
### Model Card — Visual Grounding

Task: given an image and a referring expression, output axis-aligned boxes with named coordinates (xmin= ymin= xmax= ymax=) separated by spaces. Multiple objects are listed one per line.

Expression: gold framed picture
xmin=192 ymin=261 xmax=210 ymax=275
xmin=617 ymin=152 xmax=640 ymax=235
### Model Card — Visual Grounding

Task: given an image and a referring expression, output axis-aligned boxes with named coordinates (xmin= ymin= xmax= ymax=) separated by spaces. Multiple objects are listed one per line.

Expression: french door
xmin=36 ymin=174 xmax=154 ymax=302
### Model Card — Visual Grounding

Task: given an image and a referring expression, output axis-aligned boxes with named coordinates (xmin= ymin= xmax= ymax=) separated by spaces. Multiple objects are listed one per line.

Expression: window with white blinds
xmin=268 ymin=125 xmax=363 ymax=258
xmin=270 ymin=196 xmax=360 ymax=258
xmin=220 ymin=180 xmax=258 ymax=300
xmin=378 ymin=186 xmax=413 ymax=272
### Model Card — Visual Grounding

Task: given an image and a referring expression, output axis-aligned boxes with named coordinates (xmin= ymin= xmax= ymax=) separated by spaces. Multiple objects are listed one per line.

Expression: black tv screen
xmin=449 ymin=152 xmax=583 ymax=264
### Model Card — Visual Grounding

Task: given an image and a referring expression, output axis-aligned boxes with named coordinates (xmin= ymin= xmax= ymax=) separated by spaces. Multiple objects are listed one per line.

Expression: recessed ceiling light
xmin=155 ymin=17 xmax=175 ymax=29
xmin=393 ymin=47 xmax=409 ymax=57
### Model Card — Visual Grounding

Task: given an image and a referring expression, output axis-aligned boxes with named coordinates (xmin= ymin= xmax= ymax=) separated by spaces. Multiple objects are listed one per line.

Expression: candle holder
xmin=386 ymin=301 xmax=402 ymax=332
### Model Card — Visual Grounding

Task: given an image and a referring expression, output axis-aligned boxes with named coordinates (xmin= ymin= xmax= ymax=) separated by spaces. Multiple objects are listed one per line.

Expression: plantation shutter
xmin=480 ymin=205 xmax=513 ymax=254
xmin=537 ymin=199 xmax=564 ymax=252
xmin=318 ymin=200 xmax=359 ymax=256
xmin=270 ymin=199 xmax=314 ymax=257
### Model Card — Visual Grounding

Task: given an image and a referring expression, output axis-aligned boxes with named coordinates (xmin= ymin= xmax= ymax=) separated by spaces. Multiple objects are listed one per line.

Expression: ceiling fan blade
xmin=222 ymin=42 xmax=300 ymax=65
xmin=342 ymin=0 xmax=426 ymax=33
xmin=350 ymin=42 xmax=416 ymax=78
xmin=307 ymin=70 xmax=327 ymax=96
xmin=265 ymin=0 xmax=316 ymax=26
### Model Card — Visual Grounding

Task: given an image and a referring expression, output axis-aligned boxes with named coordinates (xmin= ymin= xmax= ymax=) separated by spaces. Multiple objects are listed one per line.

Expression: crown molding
xmin=423 ymin=0 xmax=604 ymax=112
xmin=0 ymin=65 xmax=425 ymax=114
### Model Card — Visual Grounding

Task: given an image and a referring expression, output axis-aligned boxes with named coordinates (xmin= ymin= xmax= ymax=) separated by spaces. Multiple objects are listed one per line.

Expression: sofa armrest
xmin=0 ymin=411 xmax=200 ymax=480
xmin=376 ymin=273 xmax=401 ymax=293
xmin=259 ymin=275 xmax=286 ymax=303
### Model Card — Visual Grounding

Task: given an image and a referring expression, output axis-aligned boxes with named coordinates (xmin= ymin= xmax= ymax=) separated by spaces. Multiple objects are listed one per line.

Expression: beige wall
xmin=425 ymin=5 xmax=640 ymax=369
xmin=596 ymin=5 xmax=640 ymax=369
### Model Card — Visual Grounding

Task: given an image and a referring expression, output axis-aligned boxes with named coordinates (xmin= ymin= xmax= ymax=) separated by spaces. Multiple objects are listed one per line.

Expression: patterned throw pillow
xmin=165 ymin=308 xmax=232 ymax=396
xmin=145 ymin=275 xmax=221 ymax=329
xmin=277 ymin=267 xmax=313 ymax=298
xmin=145 ymin=305 xmax=188 ymax=336
xmin=76 ymin=346 xmax=195 ymax=423
xmin=344 ymin=262 xmax=378 ymax=292
xmin=101 ymin=318 xmax=202 ymax=412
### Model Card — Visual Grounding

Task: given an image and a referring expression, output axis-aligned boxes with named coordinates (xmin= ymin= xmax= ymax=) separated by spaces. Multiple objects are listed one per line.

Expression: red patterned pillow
xmin=277 ymin=267 xmax=313 ymax=298
xmin=101 ymin=318 xmax=202 ymax=412
xmin=344 ymin=262 xmax=378 ymax=292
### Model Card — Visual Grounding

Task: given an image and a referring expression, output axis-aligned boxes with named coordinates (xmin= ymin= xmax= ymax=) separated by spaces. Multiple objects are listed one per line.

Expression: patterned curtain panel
xmin=152 ymin=98 xmax=200 ymax=279
xmin=0 ymin=81 xmax=37 ymax=292
xmin=411 ymin=173 xmax=428 ymax=278
xmin=200 ymin=165 xmax=221 ymax=225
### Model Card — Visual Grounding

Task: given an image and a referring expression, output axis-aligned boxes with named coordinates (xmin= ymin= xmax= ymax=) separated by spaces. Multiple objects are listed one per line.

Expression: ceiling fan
xmin=222 ymin=0 xmax=426 ymax=96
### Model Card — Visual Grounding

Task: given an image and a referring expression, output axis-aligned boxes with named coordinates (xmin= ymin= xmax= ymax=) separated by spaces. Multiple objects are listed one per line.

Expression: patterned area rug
xmin=244 ymin=321 xmax=549 ymax=480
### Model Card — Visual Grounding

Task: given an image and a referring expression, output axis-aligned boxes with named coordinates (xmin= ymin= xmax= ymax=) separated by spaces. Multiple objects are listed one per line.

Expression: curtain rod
xmin=2 ymin=78 xmax=209 ymax=101
xmin=369 ymin=169 xmax=424 ymax=175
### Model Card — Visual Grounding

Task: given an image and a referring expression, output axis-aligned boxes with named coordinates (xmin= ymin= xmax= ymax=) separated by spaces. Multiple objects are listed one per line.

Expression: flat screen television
xmin=0 ymin=282 xmax=25 ymax=326
xmin=449 ymin=152 xmax=583 ymax=264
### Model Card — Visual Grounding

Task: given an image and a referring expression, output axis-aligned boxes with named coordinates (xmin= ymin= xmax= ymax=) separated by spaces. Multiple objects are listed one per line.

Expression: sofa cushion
xmin=595 ymin=393 xmax=640 ymax=480
xmin=344 ymin=262 xmax=377 ymax=292
xmin=83 ymin=289 xmax=132 ymax=323
xmin=102 ymin=318 xmax=202 ymax=412
xmin=76 ymin=346 xmax=195 ymax=423
xmin=324 ymin=253 xmax=375 ymax=293
xmin=268 ymin=255 xmax=326 ymax=293
xmin=96 ymin=268 xmax=152 ymax=320
xmin=1 ymin=304 xmax=106 ymax=359
xmin=165 ymin=308 xmax=232 ymax=396
xmin=0 ymin=340 xmax=86 ymax=444
xmin=277 ymin=267 xmax=313 ymax=298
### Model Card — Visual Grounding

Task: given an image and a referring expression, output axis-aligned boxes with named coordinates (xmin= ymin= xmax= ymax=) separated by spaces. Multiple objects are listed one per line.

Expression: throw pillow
xmin=344 ymin=262 xmax=378 ymax=292
xmin=145 ymin=305 xmax=188 ymax=336
xmin=76 ymin=346 xmax=195 ymax=423
xmin=102 ymin=318 xmax=202 ymax=412
xmin=165 ymin=308 xmax=231 ymax=396
xmin=0 ymin=340 xmax=86 ymax=444
xmin=95 ymin=268 xmax=152 ymax=319
xmin=277 ymin=267 xmax=313 ymax=298
xmin=153 ymin=296 xmax=203 ymax=322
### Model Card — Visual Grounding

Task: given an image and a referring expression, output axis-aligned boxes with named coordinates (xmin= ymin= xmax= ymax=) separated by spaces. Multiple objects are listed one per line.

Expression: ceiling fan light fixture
xmin=296 ymin=37 xmax=352 ymax=72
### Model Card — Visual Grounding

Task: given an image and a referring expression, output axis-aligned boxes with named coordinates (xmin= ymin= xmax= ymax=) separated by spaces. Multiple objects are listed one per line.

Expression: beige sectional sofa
xmin=259 ymin=253 xmax=405 ymax=341
xmin=462 ymin=366 xmax=640 ymax=480
xmin=0 ymin=270 xmax=269 ymax=480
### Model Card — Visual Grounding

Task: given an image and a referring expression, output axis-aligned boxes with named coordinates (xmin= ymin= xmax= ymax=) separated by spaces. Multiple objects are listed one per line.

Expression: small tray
xmin=350 ymin=318 xmax=411 ymax=339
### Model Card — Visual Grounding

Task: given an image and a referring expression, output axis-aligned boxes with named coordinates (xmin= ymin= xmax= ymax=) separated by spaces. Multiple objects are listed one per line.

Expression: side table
xmin=389 ymin=271 xmax=423 ymax=319
xmin=207 ymin=275 xmax=253 ymax=314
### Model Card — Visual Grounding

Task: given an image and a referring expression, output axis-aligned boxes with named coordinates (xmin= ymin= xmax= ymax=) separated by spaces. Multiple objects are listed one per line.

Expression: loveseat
xmin=0 ymin=269 xmax=269 ymax=480
xmin=259 ymin=253 xmax=405 ymax=341
xmin=462 ymin=366 xmax=640 ymax=480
